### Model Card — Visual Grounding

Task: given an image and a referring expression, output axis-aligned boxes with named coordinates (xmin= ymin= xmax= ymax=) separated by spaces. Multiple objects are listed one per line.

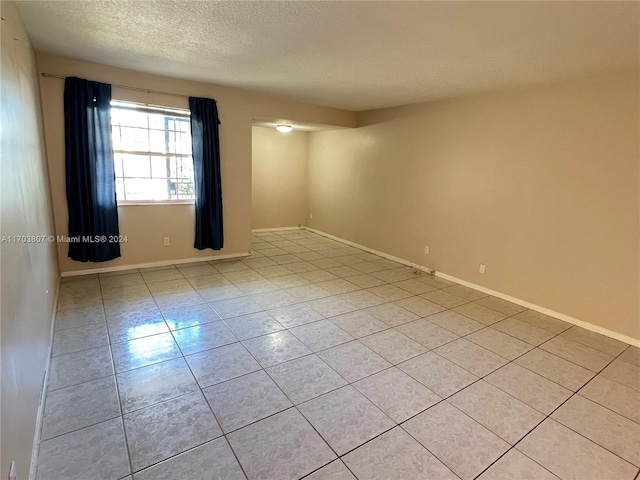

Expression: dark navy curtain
xmin=64 ymin=77 xmax=120 ymax=262
xmin=189 ymin=97 xmax=224 ymax=250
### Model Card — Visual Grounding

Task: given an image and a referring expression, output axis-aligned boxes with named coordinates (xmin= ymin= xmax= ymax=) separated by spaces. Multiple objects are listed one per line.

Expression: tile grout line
xmin=202 ymin=233 xmax=434 ymax=476
xmin=387 ymin=324 xmax=577 ymax=479
xmin=171 ymin=334 xmax=251 ymax=480
xmin=214 ymin=325 xmax=346 ymax=477
xmin=243 ymin=233 xmax=497 ymax=476
xmin=100 ymin=272 xmax=136 ymax=479
xmin=127 ymin=265 xmax=251 ymax=479
xmin=470 ymin=339 xmax=637 ymax=479
xmin=254 ymin=235 xmax=600 ymax=476
xmin=54 ymin=249 xmax=636 ymax=412
xmin=54 ymin=233 xmax=636 ymax=401
xmin=44 ymin=230 xmax=639 ymax=479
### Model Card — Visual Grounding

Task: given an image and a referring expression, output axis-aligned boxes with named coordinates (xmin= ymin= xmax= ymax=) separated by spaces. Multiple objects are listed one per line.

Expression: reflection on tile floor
xmin=38 ymin=229 xmax=640 ymax=480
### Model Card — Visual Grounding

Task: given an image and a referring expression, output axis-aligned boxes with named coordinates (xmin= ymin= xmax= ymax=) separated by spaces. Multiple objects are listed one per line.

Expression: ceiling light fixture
xmin=276 ymin=124 xmax=293 ymax=133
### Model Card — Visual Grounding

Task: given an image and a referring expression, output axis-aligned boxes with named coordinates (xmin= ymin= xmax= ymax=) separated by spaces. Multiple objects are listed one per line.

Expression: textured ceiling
xmin=15 ymin=1 xmax=640 ymax=111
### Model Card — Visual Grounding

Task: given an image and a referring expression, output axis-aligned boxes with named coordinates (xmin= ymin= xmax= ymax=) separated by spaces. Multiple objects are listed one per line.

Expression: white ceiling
xmin=15 ymin=1 xmax=640 ymax=111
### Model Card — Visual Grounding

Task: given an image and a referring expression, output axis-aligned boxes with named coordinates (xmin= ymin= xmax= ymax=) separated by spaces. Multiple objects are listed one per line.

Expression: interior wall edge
xmin=28 ymin=275 xmax=61 ymax=480
xmin=303 ymin=227 xmax=640 ymax=347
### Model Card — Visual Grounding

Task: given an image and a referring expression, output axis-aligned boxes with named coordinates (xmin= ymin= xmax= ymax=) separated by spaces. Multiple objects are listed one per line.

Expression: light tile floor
xmin=37 ymin=229 xmax=640 ymax=480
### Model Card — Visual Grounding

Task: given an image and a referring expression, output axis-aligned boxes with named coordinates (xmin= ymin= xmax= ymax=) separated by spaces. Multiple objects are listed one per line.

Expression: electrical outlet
xmin=479 ymin=264 xmax=486 ymax=274
xmin=163 ymin=237 xmax=170 ymax=246
xmin=424 ymin=245 xmax=430 ymax=254
xmin=309 ymin=213 xmax=313 ymax=219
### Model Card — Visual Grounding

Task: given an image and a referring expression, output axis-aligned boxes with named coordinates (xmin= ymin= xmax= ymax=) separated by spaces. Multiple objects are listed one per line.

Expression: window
xmin=110 ymin=101 xmax=194 ymax=202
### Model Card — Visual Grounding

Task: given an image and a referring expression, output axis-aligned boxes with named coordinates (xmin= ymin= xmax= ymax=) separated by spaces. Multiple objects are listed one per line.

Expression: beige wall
xmin=36 ymin=54 xmax=355 ymax=273
xmin=252 ymin=126 xmax=309 ymax=229
xmin=308 ymin=73 xmax=640 ymax=341
xmin=0 ymin=4 xmax=59 ymax=478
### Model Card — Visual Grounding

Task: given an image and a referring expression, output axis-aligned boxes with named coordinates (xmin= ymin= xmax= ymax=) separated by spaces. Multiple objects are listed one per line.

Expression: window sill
xmin=117 ymin=201 xmax=195 ymax=206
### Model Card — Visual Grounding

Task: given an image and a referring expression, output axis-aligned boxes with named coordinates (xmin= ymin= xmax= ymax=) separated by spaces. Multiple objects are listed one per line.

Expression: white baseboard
xmin=60 ymin=252 xmax=251 ymax=277
xmin=304 ymin=227 xmax=640 ymax=348
xmin=252 ymin=226 xmax=303 ymax=233
xmin=303 ymin=227 xmax=430 ymax=271
xmin=435 ymin=271 xmax=640 ymax=348
xmin=29 ymin=275 xmax=60 ymax=480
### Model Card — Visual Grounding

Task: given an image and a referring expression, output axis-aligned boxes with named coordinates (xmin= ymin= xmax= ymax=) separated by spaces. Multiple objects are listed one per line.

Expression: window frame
xmin=110 ymin=100 xmax=195 ymax=205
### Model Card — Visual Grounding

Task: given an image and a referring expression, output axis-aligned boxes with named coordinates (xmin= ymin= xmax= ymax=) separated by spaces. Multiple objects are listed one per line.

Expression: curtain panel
xmin=64 ymin=76 xmax=120 ymax=262
xmin=189 ymin=96 xmax=224 ymax=250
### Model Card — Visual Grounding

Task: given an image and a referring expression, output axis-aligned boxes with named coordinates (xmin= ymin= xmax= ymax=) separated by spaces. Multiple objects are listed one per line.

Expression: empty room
xmin=1 ymin=1 xmax=639 ymax=479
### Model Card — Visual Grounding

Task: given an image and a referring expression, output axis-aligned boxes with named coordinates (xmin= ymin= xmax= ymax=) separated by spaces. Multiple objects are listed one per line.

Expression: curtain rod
xmin=41 ymin=72 xmax=189 ymax=99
